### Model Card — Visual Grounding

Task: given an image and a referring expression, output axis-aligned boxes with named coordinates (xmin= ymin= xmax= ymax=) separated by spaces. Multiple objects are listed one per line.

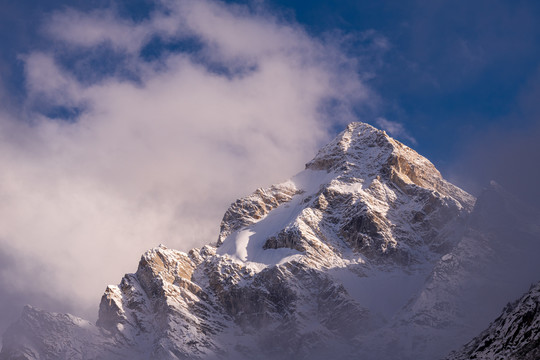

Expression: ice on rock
xmin=3 ymin=122 xmax=539 ymax=360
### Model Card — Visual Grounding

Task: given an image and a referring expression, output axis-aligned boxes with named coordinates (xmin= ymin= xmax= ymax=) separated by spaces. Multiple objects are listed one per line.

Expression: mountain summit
xmin=1 ymin=122 xmax=538 ymax=360
xmin=217 ymin=122 xmax=473 ymax=266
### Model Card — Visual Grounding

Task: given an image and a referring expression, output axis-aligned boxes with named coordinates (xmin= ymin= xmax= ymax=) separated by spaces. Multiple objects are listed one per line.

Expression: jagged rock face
xmin=96 ymin=246 xmax=233 ymax=360
xmin=217 ymin=183 xmax=302 ymax=246
xmin=4 ymin=122 xmax=538 ymax=360
xmin=305 ymin=123 xmax=468 ymax=202
xmin=73 ymin=244 xmax=376 ymax=360
xmin=447 ymin=281 xmax=540 ymax=360
xmin=217 ymin=122 xmax=474 ymax=267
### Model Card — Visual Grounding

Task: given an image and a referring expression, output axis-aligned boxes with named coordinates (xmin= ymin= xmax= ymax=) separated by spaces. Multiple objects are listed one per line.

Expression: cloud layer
xmin=375 ymin=117 xmax=417 ymax=145
xmin=0 ymin=0 xmax=372 ymax=330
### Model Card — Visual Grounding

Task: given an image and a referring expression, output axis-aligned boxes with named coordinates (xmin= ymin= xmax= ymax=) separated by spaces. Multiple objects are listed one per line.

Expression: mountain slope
xmin=2 ymin=122 xmax=538 ymax=360
xmin=386 ymin=181 xmax=540 ymax=359
xmin=447 ymin=281 xmax=540 ymax=360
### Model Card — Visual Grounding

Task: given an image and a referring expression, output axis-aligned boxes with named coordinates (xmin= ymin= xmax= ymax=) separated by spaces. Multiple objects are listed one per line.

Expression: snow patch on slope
xmin=217 ymin=169 xmax=334 ymax=268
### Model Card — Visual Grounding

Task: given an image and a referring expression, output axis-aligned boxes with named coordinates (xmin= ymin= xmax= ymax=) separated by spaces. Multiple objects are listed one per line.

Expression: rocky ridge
xmin=447 ymin=281 xmax=540 ymax=360
xmin=1 ymin=122 xmax=539 ymax=360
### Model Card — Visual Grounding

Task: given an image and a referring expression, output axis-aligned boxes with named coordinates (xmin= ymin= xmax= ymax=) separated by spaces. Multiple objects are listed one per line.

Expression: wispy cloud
xmin=0 ymin=0 xmax=374 ymax=328
xmin=448 ymin=65 xmax=540 ymax=208
xmin=375 ymin=117 xmax=417 ymax=145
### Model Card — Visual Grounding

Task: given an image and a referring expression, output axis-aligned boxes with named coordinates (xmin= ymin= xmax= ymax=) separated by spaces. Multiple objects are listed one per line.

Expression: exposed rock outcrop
xmin=3 ymin=122 xmax=539 ymax=360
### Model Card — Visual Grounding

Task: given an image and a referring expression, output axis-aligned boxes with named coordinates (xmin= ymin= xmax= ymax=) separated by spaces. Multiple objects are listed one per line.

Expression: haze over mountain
xmin=447 ymin=280 xmax=540 ymax=360
xmin=2 ymin=123 xmax=539 ymax=359
xmin=1 ymin=0 xmax=540 ymax=357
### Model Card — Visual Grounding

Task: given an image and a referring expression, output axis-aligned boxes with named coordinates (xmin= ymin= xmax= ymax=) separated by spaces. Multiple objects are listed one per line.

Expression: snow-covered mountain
xmin=447 ymin=280 xmax=540 ymax=360
xmin=382 ymin=180 xmax=540 ymax=359
xmin=1 ymin=122 xmax=539 ymax=360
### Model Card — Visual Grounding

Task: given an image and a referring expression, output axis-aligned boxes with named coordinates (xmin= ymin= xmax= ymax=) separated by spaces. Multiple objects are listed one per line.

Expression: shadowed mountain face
xmin=1 ymin=122 xmax=539 ymax=360
xmin=447 ymin=281 xmax=540 ymax=360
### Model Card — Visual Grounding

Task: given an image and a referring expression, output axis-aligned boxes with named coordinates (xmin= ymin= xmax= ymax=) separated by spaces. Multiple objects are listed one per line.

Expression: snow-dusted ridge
xmin=2 ymin=122 xmax=539 ymax=360
xmin=447 ymin=281 xmax=540 ymax=360
xmin=218 ymin=123 xmax=474 ymax=269
xmin=216 ymin=169 xmax=335 ymax=268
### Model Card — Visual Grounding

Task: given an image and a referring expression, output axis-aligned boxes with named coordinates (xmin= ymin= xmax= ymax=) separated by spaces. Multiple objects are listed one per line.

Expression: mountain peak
xmin=305 ymin=122 xmax=394 ymax=172
xmin=216 ymin=122 xmax=474 ymax=269
xmin=306 ymin=122 xmax=473 ymax=204
xmin=8 ymin=121 xmax=524 ymax=360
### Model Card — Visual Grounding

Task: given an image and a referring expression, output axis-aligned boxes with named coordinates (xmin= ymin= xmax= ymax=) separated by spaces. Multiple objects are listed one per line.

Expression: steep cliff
xmin=2 ymin=122 xmax=538 ymax=360
xmin=447 ymin=281 xmax=540 ymax=360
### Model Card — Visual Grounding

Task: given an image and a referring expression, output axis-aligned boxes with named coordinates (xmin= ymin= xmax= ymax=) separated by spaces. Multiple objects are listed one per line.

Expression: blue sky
xmin=0 ymin=0 xmax=539 ymax=338
xmin=253 ymin=0 xmax=540 ymax=174
xmin=2 ymin=0 xmax=540 ymax=181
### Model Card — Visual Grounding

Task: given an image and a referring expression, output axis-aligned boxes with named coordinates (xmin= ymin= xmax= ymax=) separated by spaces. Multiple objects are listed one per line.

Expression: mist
xmin=448 ymin=65 xmax=540 ymax=209
xmin=1 ymin=1 xmax=540 ymax=358
xmin=0 ymin=0 xmax=374 ymax=336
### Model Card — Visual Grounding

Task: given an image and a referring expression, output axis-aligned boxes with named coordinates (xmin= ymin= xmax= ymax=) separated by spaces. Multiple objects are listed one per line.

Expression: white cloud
xmin=0 ymin=0 xmax=373 ymax=324
xmin=46 ymin=9 xmax=149 ymax=53
xmin=375 ymin=117 xmax=417 ymax=145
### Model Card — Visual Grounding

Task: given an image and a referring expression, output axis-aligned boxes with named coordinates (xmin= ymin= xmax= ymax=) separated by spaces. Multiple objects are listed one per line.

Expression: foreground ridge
xmin=2 ymin=122 xmax=539 ymax=360
xmin=447 ymin=281 xmax=540 ymax=360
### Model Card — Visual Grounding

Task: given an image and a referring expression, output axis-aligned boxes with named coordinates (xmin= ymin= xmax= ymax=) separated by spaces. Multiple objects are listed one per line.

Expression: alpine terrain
xmin=447 ymin=280 xmax=540 ymax=360
xmin=1 ymin=122 xmax=539 ymax=360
